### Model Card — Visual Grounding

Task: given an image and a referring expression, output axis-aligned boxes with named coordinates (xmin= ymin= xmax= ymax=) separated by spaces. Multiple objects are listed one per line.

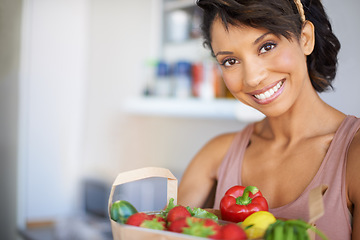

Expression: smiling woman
xmin=177 ymin=0 xmax=360 ymax=239
xmin=200 ymin=0 xmax=340 ymax=93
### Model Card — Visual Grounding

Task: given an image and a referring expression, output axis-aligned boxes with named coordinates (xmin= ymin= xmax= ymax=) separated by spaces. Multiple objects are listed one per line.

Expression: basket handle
xmin=108 ymin=167 xmax=178 ymax=214
xmin=308 ymin=184 xmax=328 ymax=224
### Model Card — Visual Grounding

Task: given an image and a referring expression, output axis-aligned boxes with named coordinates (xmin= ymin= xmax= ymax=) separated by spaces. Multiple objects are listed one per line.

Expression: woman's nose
xmin=242 ymin=59 xmax=268 ymax=87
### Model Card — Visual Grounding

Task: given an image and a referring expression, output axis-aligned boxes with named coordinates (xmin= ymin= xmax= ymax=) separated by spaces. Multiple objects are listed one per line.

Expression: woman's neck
xmin=255 ymin=89 xmax=345 ymax=143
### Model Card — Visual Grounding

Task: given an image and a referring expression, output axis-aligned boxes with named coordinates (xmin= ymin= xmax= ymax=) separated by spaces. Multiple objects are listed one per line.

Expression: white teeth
xmin=254 ymin=81 xmax=283 ymax=100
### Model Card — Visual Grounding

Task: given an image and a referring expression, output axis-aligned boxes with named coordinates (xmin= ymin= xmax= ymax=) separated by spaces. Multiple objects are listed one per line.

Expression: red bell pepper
xmin=220 ymin=185 xmax=268 ymax=223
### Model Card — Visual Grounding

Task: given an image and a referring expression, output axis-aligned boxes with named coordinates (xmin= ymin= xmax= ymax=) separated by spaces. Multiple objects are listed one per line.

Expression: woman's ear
xmin=301 ymin=21 xmax=315 ymax=56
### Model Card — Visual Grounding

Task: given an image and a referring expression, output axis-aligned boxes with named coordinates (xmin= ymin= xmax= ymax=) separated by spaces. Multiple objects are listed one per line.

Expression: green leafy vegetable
xmin=187 ymin=207 xmax=218 ymax=221
xmin=161 ymin=198 xmax=218 ymax=221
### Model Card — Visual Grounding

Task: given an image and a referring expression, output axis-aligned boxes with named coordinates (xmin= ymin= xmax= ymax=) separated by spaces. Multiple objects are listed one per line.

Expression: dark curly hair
xmin=196 ymin=0 xmax=341 ymax=92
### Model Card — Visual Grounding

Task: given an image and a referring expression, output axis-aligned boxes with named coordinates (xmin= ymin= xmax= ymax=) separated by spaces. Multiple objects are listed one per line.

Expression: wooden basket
xmin=108 ymin=167 xmax=327 ymax=240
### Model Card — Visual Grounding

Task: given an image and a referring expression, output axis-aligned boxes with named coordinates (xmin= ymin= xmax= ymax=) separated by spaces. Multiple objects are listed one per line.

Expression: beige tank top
xmin=214 ymin=115 xmax=360 ymax=240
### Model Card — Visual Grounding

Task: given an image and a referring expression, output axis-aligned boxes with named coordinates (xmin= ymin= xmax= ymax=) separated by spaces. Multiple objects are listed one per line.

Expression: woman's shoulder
xmin=203 ymin=124 xmax=254 ymax=151
xmin=199 ymin=132 xmax=238 ymax=159
xmin=188 ymin=124 xmax=255 ymax=180
xmin=196 ymin=128 xmax=247 ymax=163
xmin=207 ymin=131 xmax=237 ymax=145
xmin=197 ymin=125 xmax=253 ymax=167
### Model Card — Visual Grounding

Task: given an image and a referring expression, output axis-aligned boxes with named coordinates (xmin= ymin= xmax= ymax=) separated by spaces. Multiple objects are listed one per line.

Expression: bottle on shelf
xmin=142 ymin=59 xmax=158 ymax=96
xmin=154 ymin=61 xmax=173 ymax=97
xmin=165 ymin=9 xmax=191 ymax=43
xmin=143 ymin=59 xmax=232 ymax=100
xmin=192 ymin=60 xmax=227 ymax=100
xmin=173 ymin=61 xmax=192 ymax=98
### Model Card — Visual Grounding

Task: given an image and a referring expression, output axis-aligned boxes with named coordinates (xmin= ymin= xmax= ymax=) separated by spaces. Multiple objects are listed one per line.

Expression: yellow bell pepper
xmin=241 ymin=211 xmax=276 ymax=239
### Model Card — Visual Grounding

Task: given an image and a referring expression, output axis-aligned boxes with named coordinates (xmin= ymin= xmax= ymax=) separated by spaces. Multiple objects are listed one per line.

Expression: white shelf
xmin=123 ymin=97 xmax=265 ymax=122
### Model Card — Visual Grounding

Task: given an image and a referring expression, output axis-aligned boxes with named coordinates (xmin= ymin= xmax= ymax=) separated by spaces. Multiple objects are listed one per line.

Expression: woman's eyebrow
xmin=215 ymin=51 xmax=233 ymax=57
xmin=214 ymin=32 xmax=273 ymax=57
xmin=254 ymin=32 xmax=272 ymax=45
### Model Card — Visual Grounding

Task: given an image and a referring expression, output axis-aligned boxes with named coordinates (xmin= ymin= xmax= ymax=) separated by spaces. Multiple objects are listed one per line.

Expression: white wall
xmin=19 ymin=0 xmax=88 ymax=222
xmin=320 ymin=0 xmax=360 ymax=116
xmin=81 ymin=0 xmax=155 ymax=181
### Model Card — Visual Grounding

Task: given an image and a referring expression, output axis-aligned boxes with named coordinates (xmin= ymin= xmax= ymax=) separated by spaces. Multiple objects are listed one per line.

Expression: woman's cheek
xmin=272 ymin=48 xmax=299 ymax=72
xmin=222 ymin=71 xmax=243 ymax=94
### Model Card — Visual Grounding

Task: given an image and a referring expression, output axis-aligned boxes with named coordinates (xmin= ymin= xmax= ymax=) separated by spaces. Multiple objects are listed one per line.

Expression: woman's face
xmin=211 ymin=18 xmax=313 ymax=117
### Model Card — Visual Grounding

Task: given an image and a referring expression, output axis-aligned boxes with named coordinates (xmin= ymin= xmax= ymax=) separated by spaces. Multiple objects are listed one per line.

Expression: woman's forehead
xmin=211 ymin=17 xmax=269 ymax=43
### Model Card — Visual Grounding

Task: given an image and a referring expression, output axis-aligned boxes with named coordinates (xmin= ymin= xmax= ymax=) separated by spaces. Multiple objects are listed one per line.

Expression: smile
xmin=253 ymin=80 xmax=283 ymax=100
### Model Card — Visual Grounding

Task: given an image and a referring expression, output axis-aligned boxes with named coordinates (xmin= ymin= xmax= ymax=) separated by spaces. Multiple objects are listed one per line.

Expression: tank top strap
xmin=213 ymin=123 xmax=254 ymax=209
xmin=325 ymin=115 xmax=360 ymax=156
xmin=316 ymin=115 xmax=360 ymax=185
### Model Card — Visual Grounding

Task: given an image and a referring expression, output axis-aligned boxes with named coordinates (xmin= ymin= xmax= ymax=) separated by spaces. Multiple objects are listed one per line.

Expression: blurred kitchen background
xmin=1 ymin=0 xmax=359 ymax=239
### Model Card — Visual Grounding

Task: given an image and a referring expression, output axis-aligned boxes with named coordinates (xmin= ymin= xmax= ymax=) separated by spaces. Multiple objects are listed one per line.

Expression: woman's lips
xmin=249 ymin=79 xmax=285 ymax=104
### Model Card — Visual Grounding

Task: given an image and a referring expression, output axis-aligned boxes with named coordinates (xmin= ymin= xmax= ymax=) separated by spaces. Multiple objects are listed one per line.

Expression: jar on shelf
xmin=165 ymin=9 xmax=191 ymax=43
xmin=154 ymin=61 xmax=172 ymax=97
xmin=173 ymin=61 xmax=192 ymax=98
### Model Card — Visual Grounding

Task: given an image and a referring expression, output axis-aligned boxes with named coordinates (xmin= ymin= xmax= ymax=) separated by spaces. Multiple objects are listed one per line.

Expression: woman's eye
xmin=259 ymin=42 xmax=276 ymax=54
xmin=222 ymin=58 xmax=239 ymax=67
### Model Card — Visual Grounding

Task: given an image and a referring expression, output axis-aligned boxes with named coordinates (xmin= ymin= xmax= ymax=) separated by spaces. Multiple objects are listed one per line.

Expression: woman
xmin=178 ymin=0 xmax=360 ymax=238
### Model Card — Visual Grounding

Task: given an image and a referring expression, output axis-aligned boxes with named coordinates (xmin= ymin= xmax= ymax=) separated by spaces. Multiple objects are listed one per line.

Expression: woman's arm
xmin=346 ymin=130 xmax=360 ymax=239
xmin=178 ymin=133 xmax=236 ymax=208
